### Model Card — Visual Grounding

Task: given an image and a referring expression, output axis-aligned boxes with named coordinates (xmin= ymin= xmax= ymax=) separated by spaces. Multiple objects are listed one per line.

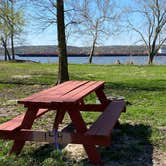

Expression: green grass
xmin=0 ymin=62 xmax=166 ymax=165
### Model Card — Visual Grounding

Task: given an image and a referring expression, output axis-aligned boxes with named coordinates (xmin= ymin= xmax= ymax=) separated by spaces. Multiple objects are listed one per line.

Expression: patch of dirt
xmin=158 ymin=126 xmax=166 ymax=134
xmin=0 ymin=84 xmax=50 ymax=117
xmin=12 ymin=75 xmax=32 ymax=79
xmin=153 ymin=149 xmax=166 ymax=166
xmin=0 ymin=107 xmax=18 ymax=117
xmin=65 ymin=144 xmax=86 ymax=161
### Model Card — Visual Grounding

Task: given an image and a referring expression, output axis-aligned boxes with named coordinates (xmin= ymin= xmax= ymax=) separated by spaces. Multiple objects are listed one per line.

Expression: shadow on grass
xmin=29 ymin=124 xmax=153 ymax=166
xmin=28 ymin=144 xmax=71 ymax=165
xmin=29 ymin=144 xmax=55 ymax=163
xmin=80 ymin=123 xmax=153 ymax=166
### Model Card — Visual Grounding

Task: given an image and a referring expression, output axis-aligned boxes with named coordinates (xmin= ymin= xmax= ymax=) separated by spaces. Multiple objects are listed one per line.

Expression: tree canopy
xmin=0 ymin=0 xmax=25 ymax=60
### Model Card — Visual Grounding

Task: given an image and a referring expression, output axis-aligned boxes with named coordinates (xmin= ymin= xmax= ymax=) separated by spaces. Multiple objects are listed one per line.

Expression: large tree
xmin=0 ymin=0 xmax=25 ymax=60
xmin=30 ymin=0 xmax=74 ymax=83
xmin=0 ymin=0 xmax=12 ymax=60
xmin=127 ymin=0 xmax=166 ymax=64
xmin=0 ymin=31 xmax=11 ymax=61
xmin=9 ymin=0 xmax=15 ymax=60
xmin=56 ymin=0 xmax=69 ymax=83
xmin=70 ymin=0 xmax=120 ymax=64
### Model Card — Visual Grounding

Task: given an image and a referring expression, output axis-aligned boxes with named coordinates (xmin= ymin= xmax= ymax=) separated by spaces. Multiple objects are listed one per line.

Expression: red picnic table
xmin=0 ymin=80 xmax=126 ymax=165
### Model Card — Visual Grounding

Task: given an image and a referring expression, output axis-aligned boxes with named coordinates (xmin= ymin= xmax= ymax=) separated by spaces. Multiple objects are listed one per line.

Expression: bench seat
xmin=86 ymin=100 xmax=126 ymax=137
xmin=0 ymin=109 xmax=49 ymax=132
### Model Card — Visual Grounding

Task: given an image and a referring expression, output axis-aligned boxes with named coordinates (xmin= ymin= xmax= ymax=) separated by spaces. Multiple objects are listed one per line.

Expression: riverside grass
xmin=0 ymin=62 xmax=165 ymax=165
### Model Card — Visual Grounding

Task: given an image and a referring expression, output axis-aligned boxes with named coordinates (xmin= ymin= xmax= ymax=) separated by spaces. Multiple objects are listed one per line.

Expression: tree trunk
xmin=1 ymin=37 xmax=11 ymax=61
xmin=11 ymin=0 xmax=15 ymax=60
xmin=148 ymin=53 xmax=154 ymax=64
xmin=4 ymin=52 xmax=7 ymax=61
xmin=4 ymin=42 xmax=7 ymax=61
xmin=6 ymin=47 xmax=11 ymax=60
xmin=11 ymin=33 xmax=15 ymax=60
xmin=148 ymin=43 xmax=157 ymax=64
xmin=89 ymin=37 xmax=97 ymax=64
xmin=56 ymin=0 xmax=69 ymax=84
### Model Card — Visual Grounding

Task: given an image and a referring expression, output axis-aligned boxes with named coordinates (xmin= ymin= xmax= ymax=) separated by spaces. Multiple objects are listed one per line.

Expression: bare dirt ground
xmin=0 ymin=107 xmax=17 ymax=117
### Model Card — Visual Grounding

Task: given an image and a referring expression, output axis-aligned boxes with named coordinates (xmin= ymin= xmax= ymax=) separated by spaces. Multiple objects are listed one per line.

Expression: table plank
xmin=60 ymin=81 xmax=104 ymax=102
xmin=18 ymin=81 xmax=89 ymax=104
xmin=18 ymin=81 xmax=105 ymax=106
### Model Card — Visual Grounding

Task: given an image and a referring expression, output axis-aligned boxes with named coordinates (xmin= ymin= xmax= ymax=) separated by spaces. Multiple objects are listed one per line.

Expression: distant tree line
xmin=2 ymin=45 xmax=166 ymax=55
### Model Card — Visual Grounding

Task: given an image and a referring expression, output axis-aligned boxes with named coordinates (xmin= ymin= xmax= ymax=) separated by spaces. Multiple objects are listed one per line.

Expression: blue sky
xmin=25 ymin=28 xmax=137 ymax=46
xmin=24 ymin=0 xmax=139 ymax=46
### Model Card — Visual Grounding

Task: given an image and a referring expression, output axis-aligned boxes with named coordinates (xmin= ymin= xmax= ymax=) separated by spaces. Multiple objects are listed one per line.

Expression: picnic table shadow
xmin=30 ymin=123 xmax=153 ymax=166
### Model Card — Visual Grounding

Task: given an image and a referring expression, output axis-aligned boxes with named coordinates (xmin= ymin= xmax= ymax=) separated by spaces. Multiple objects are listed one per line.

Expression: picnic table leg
xmin=95 ymin=87 xmax=109 ymax=105
xmin=53 ymin=109 xmax=66 ymax=129
xmin=67 ymin=107 xmax=103 ymax=165
xmin=10 ymin=107 xmax=39 ymax=155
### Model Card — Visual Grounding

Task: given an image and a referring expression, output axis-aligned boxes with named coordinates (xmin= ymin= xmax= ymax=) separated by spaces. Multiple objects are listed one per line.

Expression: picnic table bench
xmin=0 ymin=80 xmax=126 ymax=165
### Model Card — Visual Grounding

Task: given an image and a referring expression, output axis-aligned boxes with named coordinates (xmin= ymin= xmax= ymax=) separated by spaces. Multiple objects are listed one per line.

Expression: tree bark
xmin=6 ymin=47 xmax=11 ymax=60
xmin=1 ymin=37 xmax=11 ymax=61
xmin=88 ymin=37 xmax=97 ymax=64
xmin=148 ymin=53 xmax=154 ymax=64
xmin=11 ymin=33 xmax=15 ymax=60
xmin=4 ymin=51 xmax=7 ymax=61
xmin=89 ymin=27 xmax=98 ymax=64
xmin=56 ymin=0 xmax=69 ymax=84
xmin=10 ymin=0 xmax=15 ymax=60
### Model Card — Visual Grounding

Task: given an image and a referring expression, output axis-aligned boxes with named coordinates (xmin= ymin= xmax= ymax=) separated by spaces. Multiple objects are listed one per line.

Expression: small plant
xmin=42 ymin=150 xmax=67 ymax=166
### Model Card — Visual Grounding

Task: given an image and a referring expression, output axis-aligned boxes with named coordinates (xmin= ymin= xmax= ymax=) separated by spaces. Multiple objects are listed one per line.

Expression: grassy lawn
xmin=0 ymin=62 xmax=165 ymax=165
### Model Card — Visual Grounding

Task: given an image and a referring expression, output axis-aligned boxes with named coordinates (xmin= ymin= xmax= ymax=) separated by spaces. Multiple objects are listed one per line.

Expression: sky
xmin=25 ymin=28 xmax=137 ymax=46
xmin=23 ymin=0 xmax=141 ymax=47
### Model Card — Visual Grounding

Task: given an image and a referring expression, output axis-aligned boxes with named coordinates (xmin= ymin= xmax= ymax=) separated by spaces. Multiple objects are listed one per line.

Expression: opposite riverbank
xmin=1 ymin=45 xmax=166 ymax=55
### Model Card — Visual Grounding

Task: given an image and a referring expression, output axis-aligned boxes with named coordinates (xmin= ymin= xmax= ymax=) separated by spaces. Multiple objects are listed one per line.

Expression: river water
xmin=0 ymin=55 xmax=166 ymax=65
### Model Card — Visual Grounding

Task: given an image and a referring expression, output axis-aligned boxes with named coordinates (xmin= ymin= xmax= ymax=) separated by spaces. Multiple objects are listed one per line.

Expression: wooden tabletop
xmin=18 ymin=80 xmax=105 ymax=105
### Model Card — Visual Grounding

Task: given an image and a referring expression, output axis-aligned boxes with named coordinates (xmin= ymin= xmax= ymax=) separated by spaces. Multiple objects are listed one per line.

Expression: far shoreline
xmin=15 ymin=53 xmax=166 ymax=57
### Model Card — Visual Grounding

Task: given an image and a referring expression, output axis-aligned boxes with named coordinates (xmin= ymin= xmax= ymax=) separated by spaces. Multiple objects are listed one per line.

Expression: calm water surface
xmin=0 ymin=55 xmax=166 ymax=65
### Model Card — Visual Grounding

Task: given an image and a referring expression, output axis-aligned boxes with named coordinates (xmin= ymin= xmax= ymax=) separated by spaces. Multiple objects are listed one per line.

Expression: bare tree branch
xmin=69 ymin=0 xmax=121 ymax=63
xmin=126 ymin=0 xmax=166 ymax=64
